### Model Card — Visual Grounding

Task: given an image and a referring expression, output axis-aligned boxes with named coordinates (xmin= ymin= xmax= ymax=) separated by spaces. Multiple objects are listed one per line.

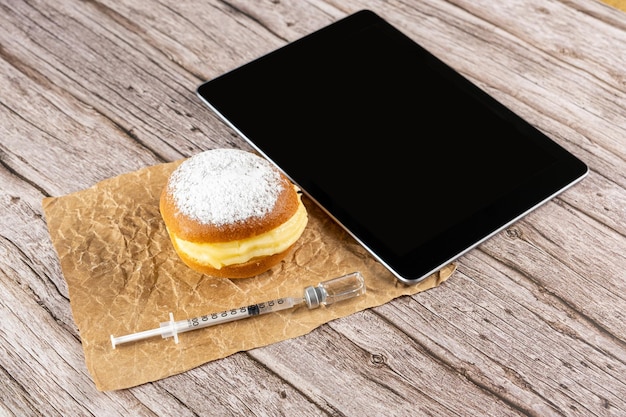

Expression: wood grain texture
xmin=1 ymin=0 xmax=625 ymax=416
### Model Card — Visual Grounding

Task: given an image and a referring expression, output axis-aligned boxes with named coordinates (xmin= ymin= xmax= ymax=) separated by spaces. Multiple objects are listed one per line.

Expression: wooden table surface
xmin=2 ymin=0 xmax=626 ymax=416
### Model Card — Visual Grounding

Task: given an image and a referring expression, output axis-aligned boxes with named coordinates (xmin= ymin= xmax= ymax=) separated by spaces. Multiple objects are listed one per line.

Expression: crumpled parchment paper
xmin=42 ymin=158 xmax=456 ymax=391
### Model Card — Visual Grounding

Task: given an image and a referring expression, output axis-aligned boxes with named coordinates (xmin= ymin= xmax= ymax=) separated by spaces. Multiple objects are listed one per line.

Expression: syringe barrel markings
xmin=173 ymin=297 xmax=302 ymax=335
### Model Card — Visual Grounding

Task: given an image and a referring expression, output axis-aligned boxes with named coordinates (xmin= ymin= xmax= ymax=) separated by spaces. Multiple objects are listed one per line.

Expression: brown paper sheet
xmin=42 ymin=159 xmax=456 ymax=391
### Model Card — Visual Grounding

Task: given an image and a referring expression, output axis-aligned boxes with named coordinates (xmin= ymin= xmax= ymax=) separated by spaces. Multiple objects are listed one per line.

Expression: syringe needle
xmin=110 ymin=271 xmax=365 ymax=348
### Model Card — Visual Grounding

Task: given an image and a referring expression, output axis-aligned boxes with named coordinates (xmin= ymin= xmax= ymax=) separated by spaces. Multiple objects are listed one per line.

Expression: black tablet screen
xmin=196 ymin=10 xmax=588 ymax=284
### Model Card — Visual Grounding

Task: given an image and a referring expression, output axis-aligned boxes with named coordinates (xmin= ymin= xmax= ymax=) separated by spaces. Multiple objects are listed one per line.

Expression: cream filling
xmin=174 ymin=200 xmax=308 ymax=269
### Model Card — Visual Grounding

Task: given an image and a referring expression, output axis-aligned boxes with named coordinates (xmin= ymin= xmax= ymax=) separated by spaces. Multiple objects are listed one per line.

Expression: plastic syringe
xmin=110 ymin=271 xmax=366 ymax=348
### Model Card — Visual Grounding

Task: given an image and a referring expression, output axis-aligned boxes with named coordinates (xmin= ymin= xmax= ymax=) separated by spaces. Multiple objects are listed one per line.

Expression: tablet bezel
xmin=196 ymin=10 xmax=589 ymax=284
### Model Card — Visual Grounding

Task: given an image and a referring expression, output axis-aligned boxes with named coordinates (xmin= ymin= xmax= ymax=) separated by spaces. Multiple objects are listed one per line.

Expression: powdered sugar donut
xmin=160 ymin=148 xmax=308 ymax=278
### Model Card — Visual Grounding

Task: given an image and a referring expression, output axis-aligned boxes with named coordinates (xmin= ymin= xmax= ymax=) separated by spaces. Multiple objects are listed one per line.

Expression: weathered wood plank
xmin=251 ymin=313 xmax=528 ymax=416
xmin=480 ymin=197 xmax=626 ymax=336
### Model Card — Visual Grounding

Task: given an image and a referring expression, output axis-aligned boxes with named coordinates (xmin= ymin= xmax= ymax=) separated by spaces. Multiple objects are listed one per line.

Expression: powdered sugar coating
xmin=168 ymin=149 xmax=284 ymax=226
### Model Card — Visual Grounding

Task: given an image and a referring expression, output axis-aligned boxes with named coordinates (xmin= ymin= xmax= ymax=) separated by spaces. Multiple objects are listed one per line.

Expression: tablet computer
xmin=196 ymin=9 xmax=588 ymax=285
